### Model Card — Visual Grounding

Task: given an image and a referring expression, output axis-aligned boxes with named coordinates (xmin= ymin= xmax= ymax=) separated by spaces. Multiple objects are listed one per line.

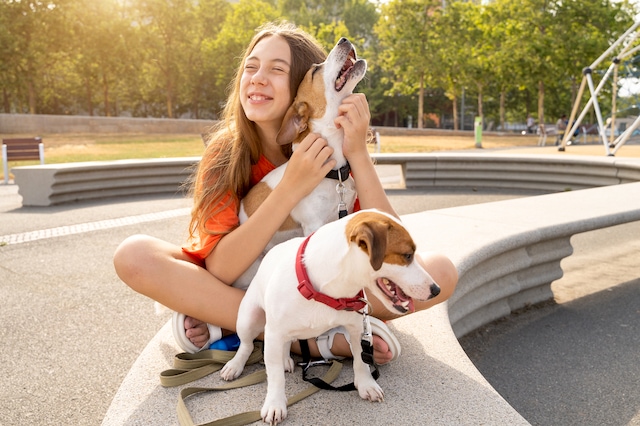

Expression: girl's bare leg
xmin=117 ymin=240 xmax=458 ymax=365
xmin=113 ymin=234 xmax=244 ymax=333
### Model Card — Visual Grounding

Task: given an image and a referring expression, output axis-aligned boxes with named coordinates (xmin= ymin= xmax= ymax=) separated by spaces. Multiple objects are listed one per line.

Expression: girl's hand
xmin=334 ymin=93 xmax=371 ymax=161
xmin=279 ymin=133 xmax=336 ymax=201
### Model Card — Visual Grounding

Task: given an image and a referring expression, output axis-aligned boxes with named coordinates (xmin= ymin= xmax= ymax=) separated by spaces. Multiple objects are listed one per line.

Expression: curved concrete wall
xmin=12 ymin=153 xmax=640 ymax=206
xmin=372 ymin=152 xmax=640 ymax=191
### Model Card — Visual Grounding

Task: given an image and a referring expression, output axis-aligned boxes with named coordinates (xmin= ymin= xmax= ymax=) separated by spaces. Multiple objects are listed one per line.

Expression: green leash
xmin=160 ymin=343 xmax=344 ymax=426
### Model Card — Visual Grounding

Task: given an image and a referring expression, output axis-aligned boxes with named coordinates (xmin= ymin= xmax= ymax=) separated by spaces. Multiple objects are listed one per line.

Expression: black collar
xmin=325 ymin=162 xmax=350 ymax=181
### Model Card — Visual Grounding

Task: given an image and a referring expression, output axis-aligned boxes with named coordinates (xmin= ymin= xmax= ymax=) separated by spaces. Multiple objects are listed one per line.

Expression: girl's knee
xmin=113 ymin=234 xmax=157 ymax=284
xmin=418 ymin=252 xmax=458 ymax=303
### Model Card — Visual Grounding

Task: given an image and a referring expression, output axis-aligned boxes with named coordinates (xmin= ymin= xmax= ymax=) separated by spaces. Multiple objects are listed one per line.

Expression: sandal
xmin=171 ymin=311 xmax=223 ymax=353
xmin=315 ymin=317 xmax=401 ymax=362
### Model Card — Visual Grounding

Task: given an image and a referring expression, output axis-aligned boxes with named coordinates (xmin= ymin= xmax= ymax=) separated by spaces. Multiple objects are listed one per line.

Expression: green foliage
xmin=0 ymin=0 xmax=637 ymax=130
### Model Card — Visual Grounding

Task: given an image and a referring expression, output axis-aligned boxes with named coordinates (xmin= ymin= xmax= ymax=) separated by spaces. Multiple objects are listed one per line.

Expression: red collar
xmin=296 ymin=234 xmax=366 ymax=311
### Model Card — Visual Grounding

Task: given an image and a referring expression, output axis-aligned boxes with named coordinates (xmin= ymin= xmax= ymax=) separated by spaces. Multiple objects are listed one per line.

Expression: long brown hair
xmin=188 ymin=22 xmax=326 ymax=241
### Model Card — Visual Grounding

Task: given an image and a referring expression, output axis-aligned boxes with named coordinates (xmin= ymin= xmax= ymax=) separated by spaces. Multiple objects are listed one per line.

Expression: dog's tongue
xmin=335 ymin=50 xmax=356 ymax=91
xmin=377 ymin=278 xmax=415 ymax=314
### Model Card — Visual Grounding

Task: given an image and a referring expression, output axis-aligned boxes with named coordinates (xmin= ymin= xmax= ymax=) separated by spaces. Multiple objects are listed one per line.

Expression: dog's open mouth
xmin=335 ymin=48 xmax=357 ymax=92
xmin=377 ymin=277 xmax=414 ymax=314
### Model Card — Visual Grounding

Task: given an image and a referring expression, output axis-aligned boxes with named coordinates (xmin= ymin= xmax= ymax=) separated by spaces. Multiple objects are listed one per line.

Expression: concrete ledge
xmin=371 ymin=152 xmax=640 ymax=191
xmin=103 ymin=182 xmax=640 ymax=425
xmin=400 ymin=182 xmax=640 ymax=338
xmin=12 ymin=158 xmax=198 ymax=206
xmin=13 ymin=153 xmax=640 ymax=206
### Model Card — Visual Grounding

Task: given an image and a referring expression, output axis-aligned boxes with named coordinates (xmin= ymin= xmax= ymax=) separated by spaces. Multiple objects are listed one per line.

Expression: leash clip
xmin=298 ymin=358 xmax=333 ymax=372
xmin=360 ymin=297 xmax=375 ymax=366
xmin=336 ymin=169 xmax=348 ymax=219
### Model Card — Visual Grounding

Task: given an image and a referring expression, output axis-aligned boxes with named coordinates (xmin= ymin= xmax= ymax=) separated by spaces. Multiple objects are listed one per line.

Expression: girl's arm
xmin=336 ymin=93 xmax=398 ymax=218
xmin=205 ymin=133 xmax=337 ymax=284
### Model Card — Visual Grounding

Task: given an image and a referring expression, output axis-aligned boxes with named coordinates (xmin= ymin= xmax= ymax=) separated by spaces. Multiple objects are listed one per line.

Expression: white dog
xmin=221 ymin=210 xmax=442 ymax=424
xmin=234 ymin=37 xmax=367 ymax=289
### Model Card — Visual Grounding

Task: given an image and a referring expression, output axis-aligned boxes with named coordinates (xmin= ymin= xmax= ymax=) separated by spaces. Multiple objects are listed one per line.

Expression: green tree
xmin=133 ymin=0 xmax=197 ymax=118
xmin=375 ymin=0 xmax=443 ymax=129
xmin=278 ymin=0 xmax=377 ymax=42
xmin=1 ymin=0 xmax=70 ymax=114
xmin=432 ymin=1 xmax=479 ymax=130
xmin=65 ymin=0 xmax=135 ymax=116
xmin=199 ymin=0 xmax=279 ymax=118
xmin=182 ymin=0 xmax=230 ymax=119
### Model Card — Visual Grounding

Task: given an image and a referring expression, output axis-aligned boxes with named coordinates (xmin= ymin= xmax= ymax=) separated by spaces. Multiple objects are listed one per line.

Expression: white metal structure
xmin=559 ymin=21 xmax=640 ymax=156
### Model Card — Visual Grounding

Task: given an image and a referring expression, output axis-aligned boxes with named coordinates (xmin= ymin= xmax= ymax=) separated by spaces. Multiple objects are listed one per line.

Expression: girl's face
xmin=240 ymin=35 xmax=292 ymax=134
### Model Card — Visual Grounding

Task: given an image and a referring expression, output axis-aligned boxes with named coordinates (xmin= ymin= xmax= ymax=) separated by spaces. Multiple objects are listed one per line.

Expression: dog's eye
xmin=403 ymin=253 xmax=414 ymax=262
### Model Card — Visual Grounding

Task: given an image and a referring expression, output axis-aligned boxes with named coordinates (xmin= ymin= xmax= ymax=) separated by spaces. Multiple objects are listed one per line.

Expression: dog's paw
xmin=283 ymin=355 xmax=295 ymax=373
xmin=261 ymin=398 xmax=287 ymax=425
xmin=220 ymin=359 xmax=245 ymax=381
xmin=356 ymin=378 xmax=384 ymax=402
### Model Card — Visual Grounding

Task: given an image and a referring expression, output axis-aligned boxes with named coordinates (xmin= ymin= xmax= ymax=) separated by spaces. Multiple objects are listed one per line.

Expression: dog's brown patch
xmin=279 ymin=213 xmax=299 ymax=231
xmin=242 ymin=182 xmax=298 ymax=231
xmin=276 ymin=64 xmax=328 ymax=145
xmin=345 ymin=212 xmax=416 ymax=270
xmin=243 ymin=182 xmax=270 ymax=218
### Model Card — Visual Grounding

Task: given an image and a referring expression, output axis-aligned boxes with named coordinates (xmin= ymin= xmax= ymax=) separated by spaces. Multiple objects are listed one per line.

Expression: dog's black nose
xmin=338 ymin=37 xmax=348 ymax=45
xmin=430 ymin=283 xmax=441 ymax=298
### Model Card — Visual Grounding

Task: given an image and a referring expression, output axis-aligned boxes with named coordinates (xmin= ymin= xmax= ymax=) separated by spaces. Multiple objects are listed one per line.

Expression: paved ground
xmin=0 ymin=144 xmax=638 ymax=425
xmin=459 ymin=224 xmax=640 ymax=426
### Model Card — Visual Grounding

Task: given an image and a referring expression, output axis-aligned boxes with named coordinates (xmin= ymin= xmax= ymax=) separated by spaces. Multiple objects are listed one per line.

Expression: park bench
xmin=2 ymin=137 xmax=44 ymax=184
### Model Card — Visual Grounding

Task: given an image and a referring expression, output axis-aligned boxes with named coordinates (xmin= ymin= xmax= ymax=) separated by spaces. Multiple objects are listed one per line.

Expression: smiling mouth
xmin=335 ymin=48 xmax=356 ymax=92
xmin=377 ymin=277 xmax=414 ymax=314
xmin=249 ymin=94 xmax=271 ymax=101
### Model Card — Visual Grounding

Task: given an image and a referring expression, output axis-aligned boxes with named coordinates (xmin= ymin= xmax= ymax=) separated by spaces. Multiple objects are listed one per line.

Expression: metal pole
xmin=585 ymin=70 xmax=612 ymax=156
xmin=589 ymin=21 xmax=640 ymax=69
xmin=610 ymin=60 xmax=619 ymax=147
xmin=560 ymin=76 xmax=587 ymax=151
xmin=612 ymin=115 xmax=640 ymax=155
xmin=561 ymin=63 xmax=616 ymax=150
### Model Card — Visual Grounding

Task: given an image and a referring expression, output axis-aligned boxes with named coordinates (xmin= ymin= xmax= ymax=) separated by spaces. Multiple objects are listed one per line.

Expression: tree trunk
xmin=166 ymin=77 xmax=174 ymax=118
xmin=477 ymin=83 xmax=484 ymax=123
xmin=500 ymin=88 xmax=506 ymax=131
xmin=3 ymin=87 xmax=9 ymax=113
xmin=103 ymin=74 xmax=111 ymax=117
xmin=452 ymin=92 xmax=458 ymax=131
xmin=418 ymin=72 xmax=424 ymax=129
xmin=192 ymin=87 xmax=199 ymax=119
xmin=27 ymin=79 xmax=36 ymax=114
xmin=538 ymin=80 xmax=545 ymax=133
xmin=86 ymin=79 xmax=93 ymax=116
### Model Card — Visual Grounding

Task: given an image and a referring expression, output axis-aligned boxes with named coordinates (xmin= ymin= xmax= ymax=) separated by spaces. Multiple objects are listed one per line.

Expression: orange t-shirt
xmin=182 ymin=155 xmax=276 ymax=261
xmin=182 ymin=156 xmax=361 ymax=263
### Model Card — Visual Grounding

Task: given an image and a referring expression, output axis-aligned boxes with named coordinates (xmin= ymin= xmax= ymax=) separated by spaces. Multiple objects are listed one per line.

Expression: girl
xmin=113 ymin=22 xmax=457 ymax=365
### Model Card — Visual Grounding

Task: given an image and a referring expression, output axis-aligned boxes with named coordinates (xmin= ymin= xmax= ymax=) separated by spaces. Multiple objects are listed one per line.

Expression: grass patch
xmin=1 ymin=131 xmax=540 ymax=180
xmin=376 ymin=134 xmax=539 ymax=153
xmin=3 ymin=133 xmax=204 ymax=166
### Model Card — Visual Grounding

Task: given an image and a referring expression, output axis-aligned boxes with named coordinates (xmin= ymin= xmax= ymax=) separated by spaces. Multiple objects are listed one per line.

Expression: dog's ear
xmin=276 ymin=101 xmax=310 ymax=145
xmin=350 ymin=220 xmax=389 ymax=271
